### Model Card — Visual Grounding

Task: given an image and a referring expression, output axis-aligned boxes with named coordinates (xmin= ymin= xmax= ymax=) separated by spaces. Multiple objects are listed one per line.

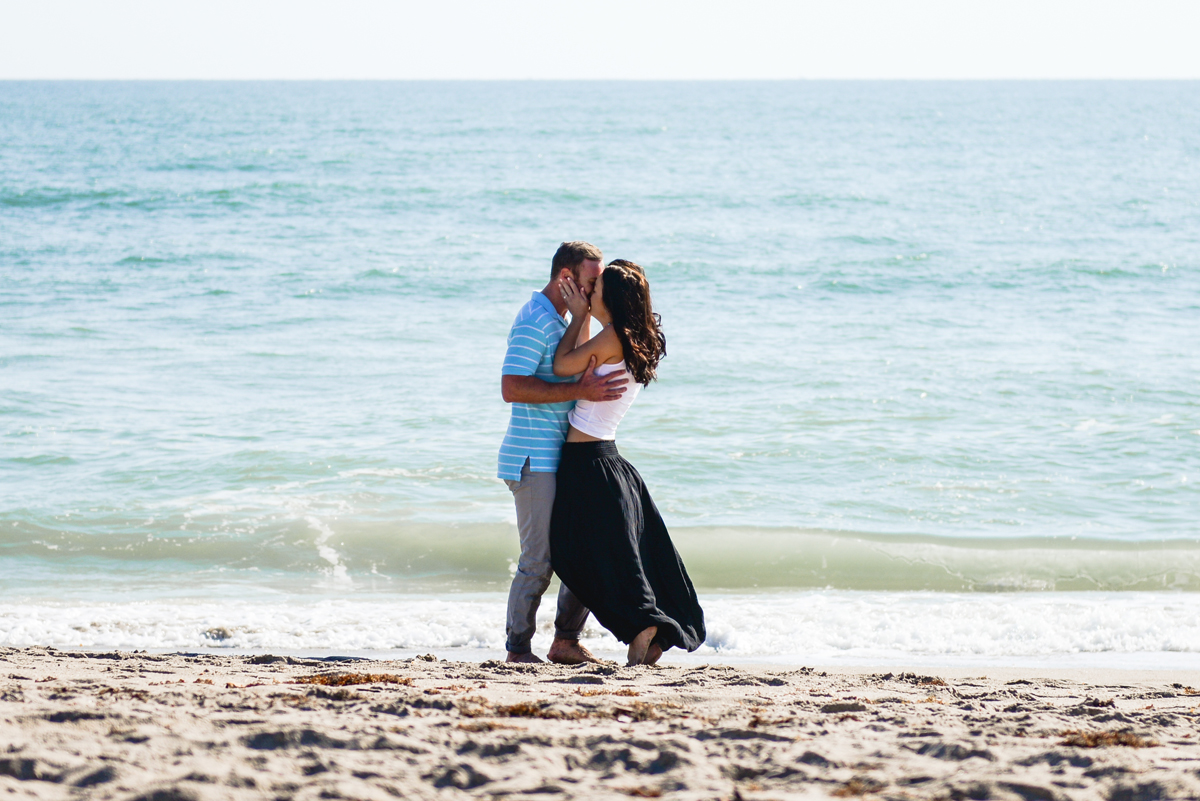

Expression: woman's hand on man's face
xmin=559 ymin=274 xmax=590 ymax=318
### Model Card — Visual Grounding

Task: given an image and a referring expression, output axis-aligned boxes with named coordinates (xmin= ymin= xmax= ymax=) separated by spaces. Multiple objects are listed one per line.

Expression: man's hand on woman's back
xmin=577 ymin=355 xmax=628 ymax=403
xmin=501 ymin=356 xmax=626 ymax=404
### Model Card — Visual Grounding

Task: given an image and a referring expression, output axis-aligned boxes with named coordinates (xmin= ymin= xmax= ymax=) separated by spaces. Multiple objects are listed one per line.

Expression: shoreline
xmin=3 ymin=647 xmax=1199 ymax=800
xmin=13 ymin=644 xmax=1200 ymax=681
xmin=6 ymin=591 xmax=1198 ymax=669
xmin=39 ymin=645 xmax=1200 ymax=675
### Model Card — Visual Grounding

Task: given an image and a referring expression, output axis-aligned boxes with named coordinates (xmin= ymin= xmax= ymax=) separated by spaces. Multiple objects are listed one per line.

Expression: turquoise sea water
xmin=2 ymin=82 xmax=1198 ymax=662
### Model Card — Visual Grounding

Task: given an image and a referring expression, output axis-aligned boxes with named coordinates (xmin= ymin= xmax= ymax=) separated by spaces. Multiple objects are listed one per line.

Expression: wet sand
xmin=2 ymin=647 xmax=1199 ymax=800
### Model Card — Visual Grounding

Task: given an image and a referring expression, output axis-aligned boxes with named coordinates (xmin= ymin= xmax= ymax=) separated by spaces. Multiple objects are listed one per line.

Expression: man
xmin=499 ymin=241 xmax=629 ymax=664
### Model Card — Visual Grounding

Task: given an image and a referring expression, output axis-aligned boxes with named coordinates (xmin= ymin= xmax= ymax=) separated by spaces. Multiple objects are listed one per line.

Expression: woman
xmin=549 ymin=260 xmax=705 ymax=666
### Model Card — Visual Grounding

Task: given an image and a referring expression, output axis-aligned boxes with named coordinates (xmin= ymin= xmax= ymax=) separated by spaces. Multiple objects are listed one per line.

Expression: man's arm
xmin=502 ymin=356 xmax=629 ymax=404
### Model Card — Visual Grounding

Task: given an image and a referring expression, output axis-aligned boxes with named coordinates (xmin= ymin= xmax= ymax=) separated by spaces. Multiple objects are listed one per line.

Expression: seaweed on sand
xmin=1060 ymin=729 xmax=1159 ymax=748
xmin=292 ymin=673 xmax=413 ymax=687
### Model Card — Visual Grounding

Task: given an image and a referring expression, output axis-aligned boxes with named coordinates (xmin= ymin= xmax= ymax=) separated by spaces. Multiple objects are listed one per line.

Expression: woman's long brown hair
xmin=601 ymin=260 xmax=666 ymax=386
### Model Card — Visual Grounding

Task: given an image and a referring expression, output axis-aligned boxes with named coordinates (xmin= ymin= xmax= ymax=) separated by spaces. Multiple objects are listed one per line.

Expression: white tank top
xmin=568 ymin=360 xmax=641 ymax=440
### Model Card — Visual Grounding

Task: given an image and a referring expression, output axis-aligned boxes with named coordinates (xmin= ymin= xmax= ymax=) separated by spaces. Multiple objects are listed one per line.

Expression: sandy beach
xmin=1 ymin=648 xmax=1198 ymax=800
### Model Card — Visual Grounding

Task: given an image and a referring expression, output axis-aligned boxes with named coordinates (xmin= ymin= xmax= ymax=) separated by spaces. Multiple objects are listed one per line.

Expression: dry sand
xmin=2 ymin=647 xmax=1199 ymax=800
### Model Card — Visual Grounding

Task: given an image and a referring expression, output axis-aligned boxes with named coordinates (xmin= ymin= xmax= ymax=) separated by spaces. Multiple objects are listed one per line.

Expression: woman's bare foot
xmin=644 ymin=643 xmax=663 ymax=666
xmin=505 ymin=651 xmax=544 ymax=664
xmin=547 ymin=639 xmax=603 ymax=665
xmin=626 ymin=626 xmax=657 ymax=666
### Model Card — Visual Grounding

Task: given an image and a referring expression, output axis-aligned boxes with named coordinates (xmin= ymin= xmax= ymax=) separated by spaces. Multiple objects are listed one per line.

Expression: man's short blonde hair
xmin=551 ymin=241 xmax=603 ymax=279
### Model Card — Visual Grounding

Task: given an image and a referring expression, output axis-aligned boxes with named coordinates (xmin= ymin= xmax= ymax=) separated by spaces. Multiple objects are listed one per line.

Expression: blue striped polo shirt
xmin=497 ymin=291 xmax=577 ymax=480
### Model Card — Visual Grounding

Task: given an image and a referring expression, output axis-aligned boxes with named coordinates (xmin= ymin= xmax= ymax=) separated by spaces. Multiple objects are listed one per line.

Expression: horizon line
xmin=4 ymin=76 xmax=1199 ymax=82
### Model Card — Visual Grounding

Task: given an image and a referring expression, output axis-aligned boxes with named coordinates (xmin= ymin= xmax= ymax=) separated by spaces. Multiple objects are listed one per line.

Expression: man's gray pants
xmin=504 ymin=459 xmax=589 ymax=655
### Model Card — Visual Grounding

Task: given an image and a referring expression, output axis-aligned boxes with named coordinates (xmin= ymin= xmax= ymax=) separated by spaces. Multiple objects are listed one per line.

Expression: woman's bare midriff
xmin=565 ymin=425 xmax=603 ymax=443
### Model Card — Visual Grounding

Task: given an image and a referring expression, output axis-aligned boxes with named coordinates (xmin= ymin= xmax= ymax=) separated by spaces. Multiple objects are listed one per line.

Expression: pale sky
xmin=3 ymin=0 xmax=1198 ymax=80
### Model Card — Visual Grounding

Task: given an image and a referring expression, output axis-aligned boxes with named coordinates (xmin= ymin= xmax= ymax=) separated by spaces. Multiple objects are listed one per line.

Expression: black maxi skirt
xmin=549 ymin=441 xmax=705 ymax=652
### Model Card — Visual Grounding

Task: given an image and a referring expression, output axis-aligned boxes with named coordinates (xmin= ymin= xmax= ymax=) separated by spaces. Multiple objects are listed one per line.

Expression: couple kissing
xmin=498 ymin=241 xmax=706 ymax=667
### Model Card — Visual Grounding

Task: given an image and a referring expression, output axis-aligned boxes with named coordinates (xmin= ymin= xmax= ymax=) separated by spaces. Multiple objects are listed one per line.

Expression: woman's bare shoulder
xmin=595 ymin=325 xmax=624 ymax=364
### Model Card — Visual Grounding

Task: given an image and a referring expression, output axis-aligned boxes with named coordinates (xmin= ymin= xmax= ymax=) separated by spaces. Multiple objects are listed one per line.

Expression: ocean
xmin=2 ymin=81 xmax=1198 ymax=666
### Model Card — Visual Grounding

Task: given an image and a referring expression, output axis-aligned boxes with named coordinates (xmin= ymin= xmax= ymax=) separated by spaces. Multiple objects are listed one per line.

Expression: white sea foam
xmin=305 ymin=514 xmax=349 ymax=581
xmin=3 ymin=592 xmax=1198 ymax=668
